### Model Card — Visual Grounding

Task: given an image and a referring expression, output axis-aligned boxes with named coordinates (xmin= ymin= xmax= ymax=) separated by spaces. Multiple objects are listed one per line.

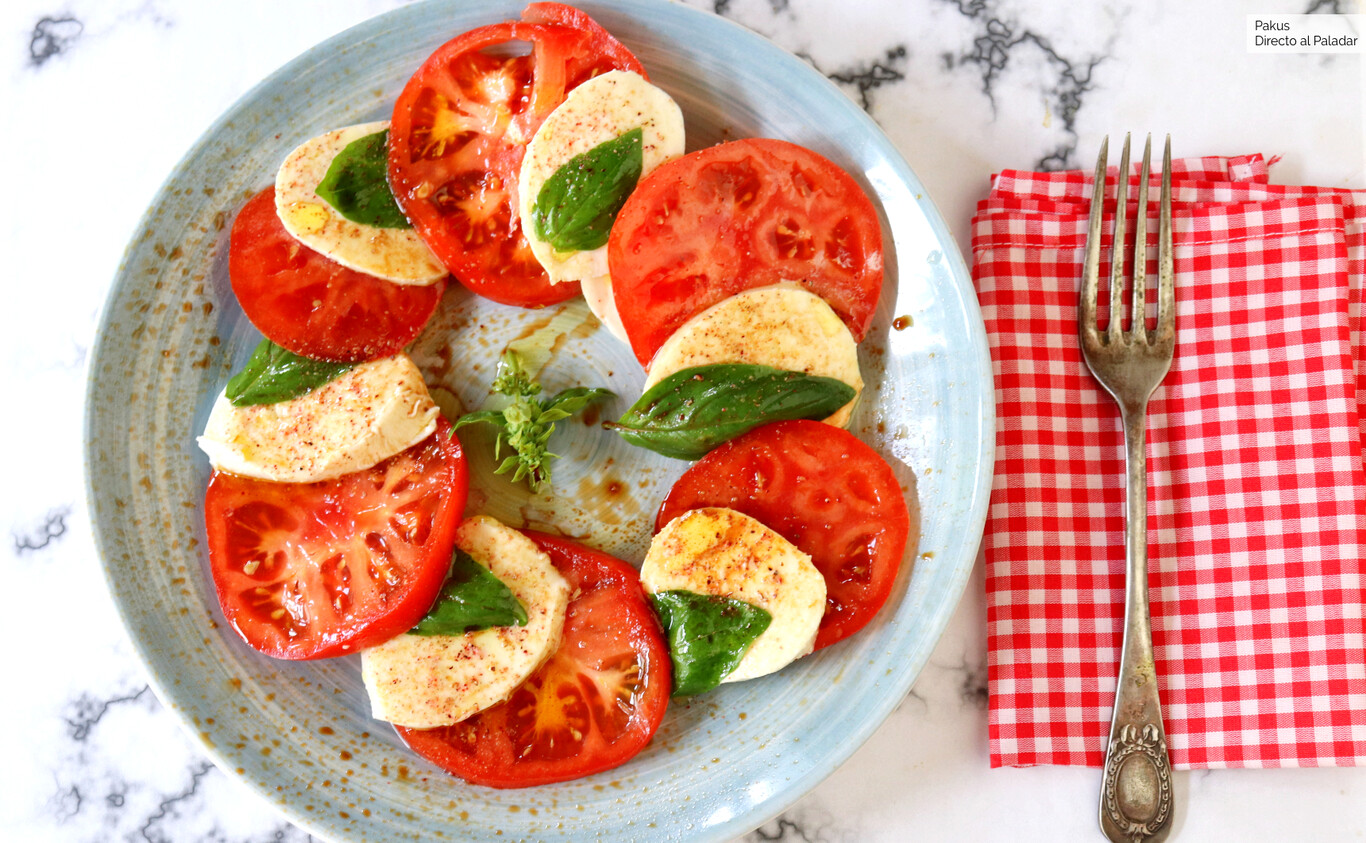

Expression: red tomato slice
xmin=228 ymin=187 xmax=445 ymax=363
xmin=397 ymin=531 xmax=670 ymax=788
xmin=387 ymin=5 xmax=645 ymax=308
xmin=204 ymin=419 xmax=468 ymax=660
xmin=656 ymin=420 xmax=910 ymax=651
xmin=608 ymin=138 xmax=885 ymax=367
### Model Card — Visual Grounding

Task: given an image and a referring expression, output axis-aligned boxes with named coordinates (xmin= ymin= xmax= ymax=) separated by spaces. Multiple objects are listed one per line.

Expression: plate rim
xmin=82 ymin=1 xmax=996 ymax=840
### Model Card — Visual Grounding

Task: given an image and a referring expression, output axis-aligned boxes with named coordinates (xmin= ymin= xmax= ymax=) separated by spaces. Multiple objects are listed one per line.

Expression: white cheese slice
xmin=197 ymin=353 xmax=438 ymax=483
xmin=642 ymin=283 xmax=864 ymax=427
xmin=580 ymin=274 xmax=630 ymax=344
xmin=275 ymin=121 xmax=446 ymax=285
xmin=517 ymin=70 xmax=684 ymax=341
xmin=641 ymin=507 xmax=826 ymax=684
xmin=360 ymin=515 xmax=571 ymax=729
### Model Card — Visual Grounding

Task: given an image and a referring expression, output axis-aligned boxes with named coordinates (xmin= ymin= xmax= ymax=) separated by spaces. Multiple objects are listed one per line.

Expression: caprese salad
xmin=197 ymin=2 xmax=911 ymax=790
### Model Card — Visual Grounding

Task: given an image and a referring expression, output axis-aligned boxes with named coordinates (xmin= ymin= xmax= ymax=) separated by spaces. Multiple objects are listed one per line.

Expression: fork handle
xmin=1099 ymin=401 xmax=1174 ymax=843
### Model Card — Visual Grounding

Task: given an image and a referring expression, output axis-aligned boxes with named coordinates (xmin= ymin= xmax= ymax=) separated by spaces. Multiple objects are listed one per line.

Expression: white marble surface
xmin=4 ymin=0 xmax=1364 ymax=840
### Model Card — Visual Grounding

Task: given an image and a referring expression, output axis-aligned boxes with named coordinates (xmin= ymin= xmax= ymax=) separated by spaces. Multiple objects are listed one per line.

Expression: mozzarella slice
xmin=580 ymin=274 xmax=630 ymax=344
xmin=643 ymin=283 xmax=864 ymax=427
xmin=641 ymin=507 xmax=826 ymax=684
xmin=360 ymin=515 xmax=570 ymax=729
xmin=197 ymin=353 xmax=439 ymax=483
xmin=518 ymin=70 xmax=684 ymax=341
xmin=275 ymin=121 xmax=446 ymax=285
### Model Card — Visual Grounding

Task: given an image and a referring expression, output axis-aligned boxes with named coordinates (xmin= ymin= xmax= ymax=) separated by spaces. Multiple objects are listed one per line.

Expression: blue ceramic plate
xmin=84 ymin=2 xmax=993 ymax=840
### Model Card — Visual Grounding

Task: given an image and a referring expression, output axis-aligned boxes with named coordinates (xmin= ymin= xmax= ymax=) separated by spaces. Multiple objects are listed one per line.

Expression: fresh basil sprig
xmin=453 ymin=350 xmax=612 ymax=492
xmin=315 ymin=129 xmax=411 ymax=229
xmin=606 ymin=363 xmax=855 ymax=460
xmin=651 ymin=590 xmax=772 ymax=697
xmin=410 ymin=550 xmax=527 ymax=636
xmin=225 ymin=338 xmax=356 ymax=407
xmin=532 ymin=126 xmax=643 ymax=252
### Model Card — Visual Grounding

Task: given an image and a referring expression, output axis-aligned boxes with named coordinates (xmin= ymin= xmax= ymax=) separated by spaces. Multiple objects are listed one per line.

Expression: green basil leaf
xmin=314 ymin=129 xmax=411 ymax=229
xmin=410 ymin=550 xmax=527 ymax=636
xmin=491 ymin=349 xmax=540 ymax=398
xmin=532 ymin=127 xmax=643 ymax=252
xmin=544 ymin=386 xmax=614 ymax=416
xmin=607 ymin=363 xmax=855 ymax=460
xmin=451 ymin=409 xmax=509 ymax=433
xmin=454 ymin=350 xmax=613 ymax=492
xmin=651 ymin=590 xmax=772 ymax=697
xmin=225 ymin=339 xmax=356 ymax=407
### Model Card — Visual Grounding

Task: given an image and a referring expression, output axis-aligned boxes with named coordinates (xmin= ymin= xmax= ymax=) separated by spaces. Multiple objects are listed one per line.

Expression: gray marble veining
xmin=5 ymin=0 xmax=1363 ymax=840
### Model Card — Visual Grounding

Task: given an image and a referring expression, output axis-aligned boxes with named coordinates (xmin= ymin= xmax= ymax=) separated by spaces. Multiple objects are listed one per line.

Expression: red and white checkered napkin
xmin=974 ymin=153 xmax=1366 ymax=769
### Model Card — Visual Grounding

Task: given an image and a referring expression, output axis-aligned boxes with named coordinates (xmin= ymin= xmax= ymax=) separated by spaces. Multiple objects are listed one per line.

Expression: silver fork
xmin=1080 ymin=133 xmax=1176 ymax=843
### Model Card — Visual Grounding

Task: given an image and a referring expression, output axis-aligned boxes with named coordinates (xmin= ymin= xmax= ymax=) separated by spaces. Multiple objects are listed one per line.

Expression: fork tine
xmin=1080 ymin=135 xmax=1108 ymax=340
xmin=1157 ymin=134 xmax=1175 ymax=339
xmin=1130 ymin=135 xmax=1152 ymax=343
xmin=1107 ymin=133 xmax=1131 ymax=342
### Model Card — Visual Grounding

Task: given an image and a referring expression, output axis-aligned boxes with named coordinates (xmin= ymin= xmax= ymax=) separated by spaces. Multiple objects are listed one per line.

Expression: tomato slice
xmin=397 ymin=531 xmax=670 ymax=788
xmin=228 ymin=187 xmax=445 ymax=362
xmin=656 ymin=420 xmax=910 ymax=651
xmin=609 ymin=138 xmax=885 ymax=367
xmin=204 ymin=418 xmax=468 ymax=660
xmin=387 ymin=4 xmax=645 ymax=308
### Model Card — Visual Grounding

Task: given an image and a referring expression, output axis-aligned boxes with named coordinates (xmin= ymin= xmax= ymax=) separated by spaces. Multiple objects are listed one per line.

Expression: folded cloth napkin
xmin=974 ymin=153 xmax=1366 ymax=769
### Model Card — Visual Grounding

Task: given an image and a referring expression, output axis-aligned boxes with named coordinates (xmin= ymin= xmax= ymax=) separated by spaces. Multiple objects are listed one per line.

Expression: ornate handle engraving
xmin=1101 ymin=724 xmax=1173 ymax=842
